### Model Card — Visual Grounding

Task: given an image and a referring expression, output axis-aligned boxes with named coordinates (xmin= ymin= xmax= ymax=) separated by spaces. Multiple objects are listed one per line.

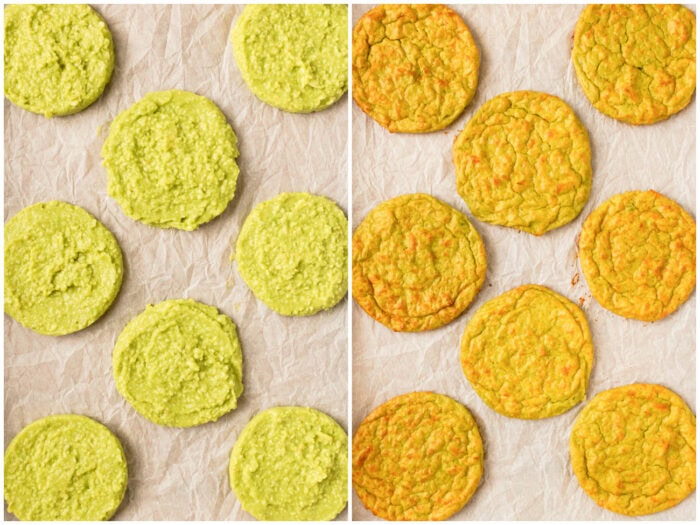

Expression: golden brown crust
xmin=352 ymin=392 xmax=484 ymax=520
xmin=453 ymin=91 xmax=592 ymax=236
xmin=572 ymin=5 xmax=696 ymax=125
xmin=352 ymin=4 xmax=479 ymax=133
xmin=578 ymin=190 xmax=696 ymax=321
xmin=352 ymin=193 xmax=486 ymax=332
xmin=570 ymin=383 xmax=696 ymax=516
xmin=460 ymin=284 xmax=593 ymax=419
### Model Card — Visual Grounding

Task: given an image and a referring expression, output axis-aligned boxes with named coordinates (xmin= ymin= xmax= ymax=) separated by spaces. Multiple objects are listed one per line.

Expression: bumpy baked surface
xmin=229 ymin=406 xmax=348 ymax=520
xmin=453 ymin=91 xmax=592 ymax=236
xmin=352 ymin=193 xmax=486 ymax=332
xmin=102 ymin=90 xmax=239 ymax=230
xmin=4 ymin=4 xmax=114 ymax=117
xmin=235 ymin=192 xmax=348 ymax=316
xmin=4 ymin=201 xmax=123 ymax=335
xmin=578 ymin=190 xmax=695 ymax=322
xmin=460 ymin=284 xmax=593 ymax=419
xmin=353 ymin=4 xmax=479 ymax=133
xmin=231 ymin=4 xmax=347 ymax=113
xmin=573 ymin=5 xmax=696 ymax=125
xmin=570 ymin=383 xmax=696 ymax=516
xmin=113 ymin=299 xmax=243 ymax=427
xmin=4 ymin=414 xmax=128 ymax=521
xmin=352 ymin=391 xmax=484 ymax=520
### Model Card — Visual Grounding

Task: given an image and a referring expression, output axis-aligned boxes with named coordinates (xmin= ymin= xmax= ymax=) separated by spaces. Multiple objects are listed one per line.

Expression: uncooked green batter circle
xmin=4 ymin=200 xmax=123 ymax=336
xmin=102 ymin=90 xmax=240 ymax=231
xmin=4 ymin=4 xmax=114 ymax=117
xmin=231 ymin=4 xmax=348 ymax=113
xmin=235 ymin=192 xmax=348 ymax=316
xmin=229 ymin=406 xmax=348 ymax=521
xmin=113 ymin=299 xmax=244 ymax=427
xmin=4 ymin=414 xmax=128 ymax=521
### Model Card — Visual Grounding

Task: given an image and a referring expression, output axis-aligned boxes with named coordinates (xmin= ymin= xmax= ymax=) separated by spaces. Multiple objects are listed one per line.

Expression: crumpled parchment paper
xmin=4 ymin=4 xmax=348 ymax=520
xmin=352 ymin=4 xmax=695 ymax=521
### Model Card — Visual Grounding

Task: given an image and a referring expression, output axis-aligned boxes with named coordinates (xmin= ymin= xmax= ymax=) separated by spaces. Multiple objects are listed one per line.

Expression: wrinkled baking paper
xmin=4 ymin=4 xmax=348 ymax=520
xmin=352 ymin=4 xmax=695 ymax=521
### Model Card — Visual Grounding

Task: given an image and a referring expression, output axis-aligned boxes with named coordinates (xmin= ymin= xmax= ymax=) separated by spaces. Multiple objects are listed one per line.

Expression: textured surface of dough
xmin=352 ymin=391 xmax=483 ymax=520
xmin=453 ymin=91 xmax=592 ymax=235
xmin=4 ymin=201 xmax=123 ymax=335
xmin=231 ymin=4 xmax=348 ymax=113
xmin=572 ymin=4 xmax=696 ymax=125
xmin=460 ymin=284 xmax=593 ymax=419
xmin=352 ymin=4 xmax=479 ymax=132
xmin=235 ymin=192 xmax=348 ymax=316
xmin=4 ymin=4 xmax=114 ymax=117
xmin=578 ymin=190 xmax=696 ymax=321
xmin=570 ymin=383 xmax=696 ymax=516
xmin=113 ymin=299 xmax=243 ymax=427
xmin=102 ymin=90 xmax=239 ymax=230
xmin=4 ymin=414 xmax=128 ymax=521
xmin=352 ymin=193 xmax=486 ymax=332
xmin=229 ymin=406 xmax=348 ymax=521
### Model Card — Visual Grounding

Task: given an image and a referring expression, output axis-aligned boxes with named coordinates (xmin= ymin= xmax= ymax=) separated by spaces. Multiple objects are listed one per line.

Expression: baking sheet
xmin=352 ymin=4 xmax=695 ymax=521
xmin=4 ymin=4 xmax=348 ymax=521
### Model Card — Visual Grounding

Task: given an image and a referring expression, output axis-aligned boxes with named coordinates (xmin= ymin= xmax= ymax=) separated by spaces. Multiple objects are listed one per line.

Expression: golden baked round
xmin=570 ymin=383 xmax=696 ymax=516
xmin=578 ymin=190 xmax=696 ymax=322
xmin=352 ymin=193 xmax=486 ymax=332
xmin=461 ymin=284 xmax=593 ymax=419
xmin=573 ymin=4 xmax=696 ymax=125
xmin=453 ymin=91 xmax=592 ymax=236
xmin=352 ymin=391 xmax=484 ymax=520
xmin=352 ymin=4 xmax=479 ymax=133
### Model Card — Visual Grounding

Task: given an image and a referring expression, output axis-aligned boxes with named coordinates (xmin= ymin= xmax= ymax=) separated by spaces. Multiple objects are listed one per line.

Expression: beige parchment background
xmin=4 ymin=4 xmax=348 ymax=521
xmin=352 ymin=3 xmax=696 ymax=521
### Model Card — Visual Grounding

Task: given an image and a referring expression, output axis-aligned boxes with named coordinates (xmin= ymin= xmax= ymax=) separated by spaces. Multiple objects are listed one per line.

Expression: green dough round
xmin=113 ymin=299 xmax=244 ymax=427
xmin=4 ymin=4 xmax=114 ymax=117
xmin=4 ymin=414 xmax=128 ymax=521
xmin=4 ymin=201 xmax=123 ymax=336
xmin=229 ymin=406 xmax=348 ymax=521
xmin=102 ymin=90 xmax=240 ymax=231
xmin=231 ymin=4 xmax=348 ymax=113
xmin=235 ymin=192 xmax=348 ymax=316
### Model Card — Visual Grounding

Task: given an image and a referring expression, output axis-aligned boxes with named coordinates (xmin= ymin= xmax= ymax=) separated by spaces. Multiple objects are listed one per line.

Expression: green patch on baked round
xmin=231 ymin=4 xmax=348 ymax=113
xmin=235 ymin=192 xmax=348 ymax=316
xmin=229 ymin=406 xmax=348 ymax=520
xmin=102 ymin=90 xmax=240 ymax=230
xmin=4 ymin=201 xmax=123 ymax=336
xmin=4 ymin=414 xmax=128 ymax=521
xmin=4 ymin=4 xmax=114 ymax=117
xmin=113 ymin=299 xmax=243 ymax=427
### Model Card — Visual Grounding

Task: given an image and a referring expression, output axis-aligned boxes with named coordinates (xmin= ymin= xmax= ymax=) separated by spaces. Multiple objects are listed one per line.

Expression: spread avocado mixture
xmin=4 ymin=201 xmax=123 ymax=336
xmin=231 ymin=4 xmax=348 ymax=113
xmin=4 ymin=414 xmax=128 ymax=521
xmin=102 ymin=90 xmax=240 ymax=230
xmin=229 ymin=406 xmax=348 ymax=521
xmin=235 ymin=192 xmax=348 ymax=316
xmin=113 ymin=299 xmax=244 ymax=427
xmin=4 ymin=4 xmax=114 ymax=117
